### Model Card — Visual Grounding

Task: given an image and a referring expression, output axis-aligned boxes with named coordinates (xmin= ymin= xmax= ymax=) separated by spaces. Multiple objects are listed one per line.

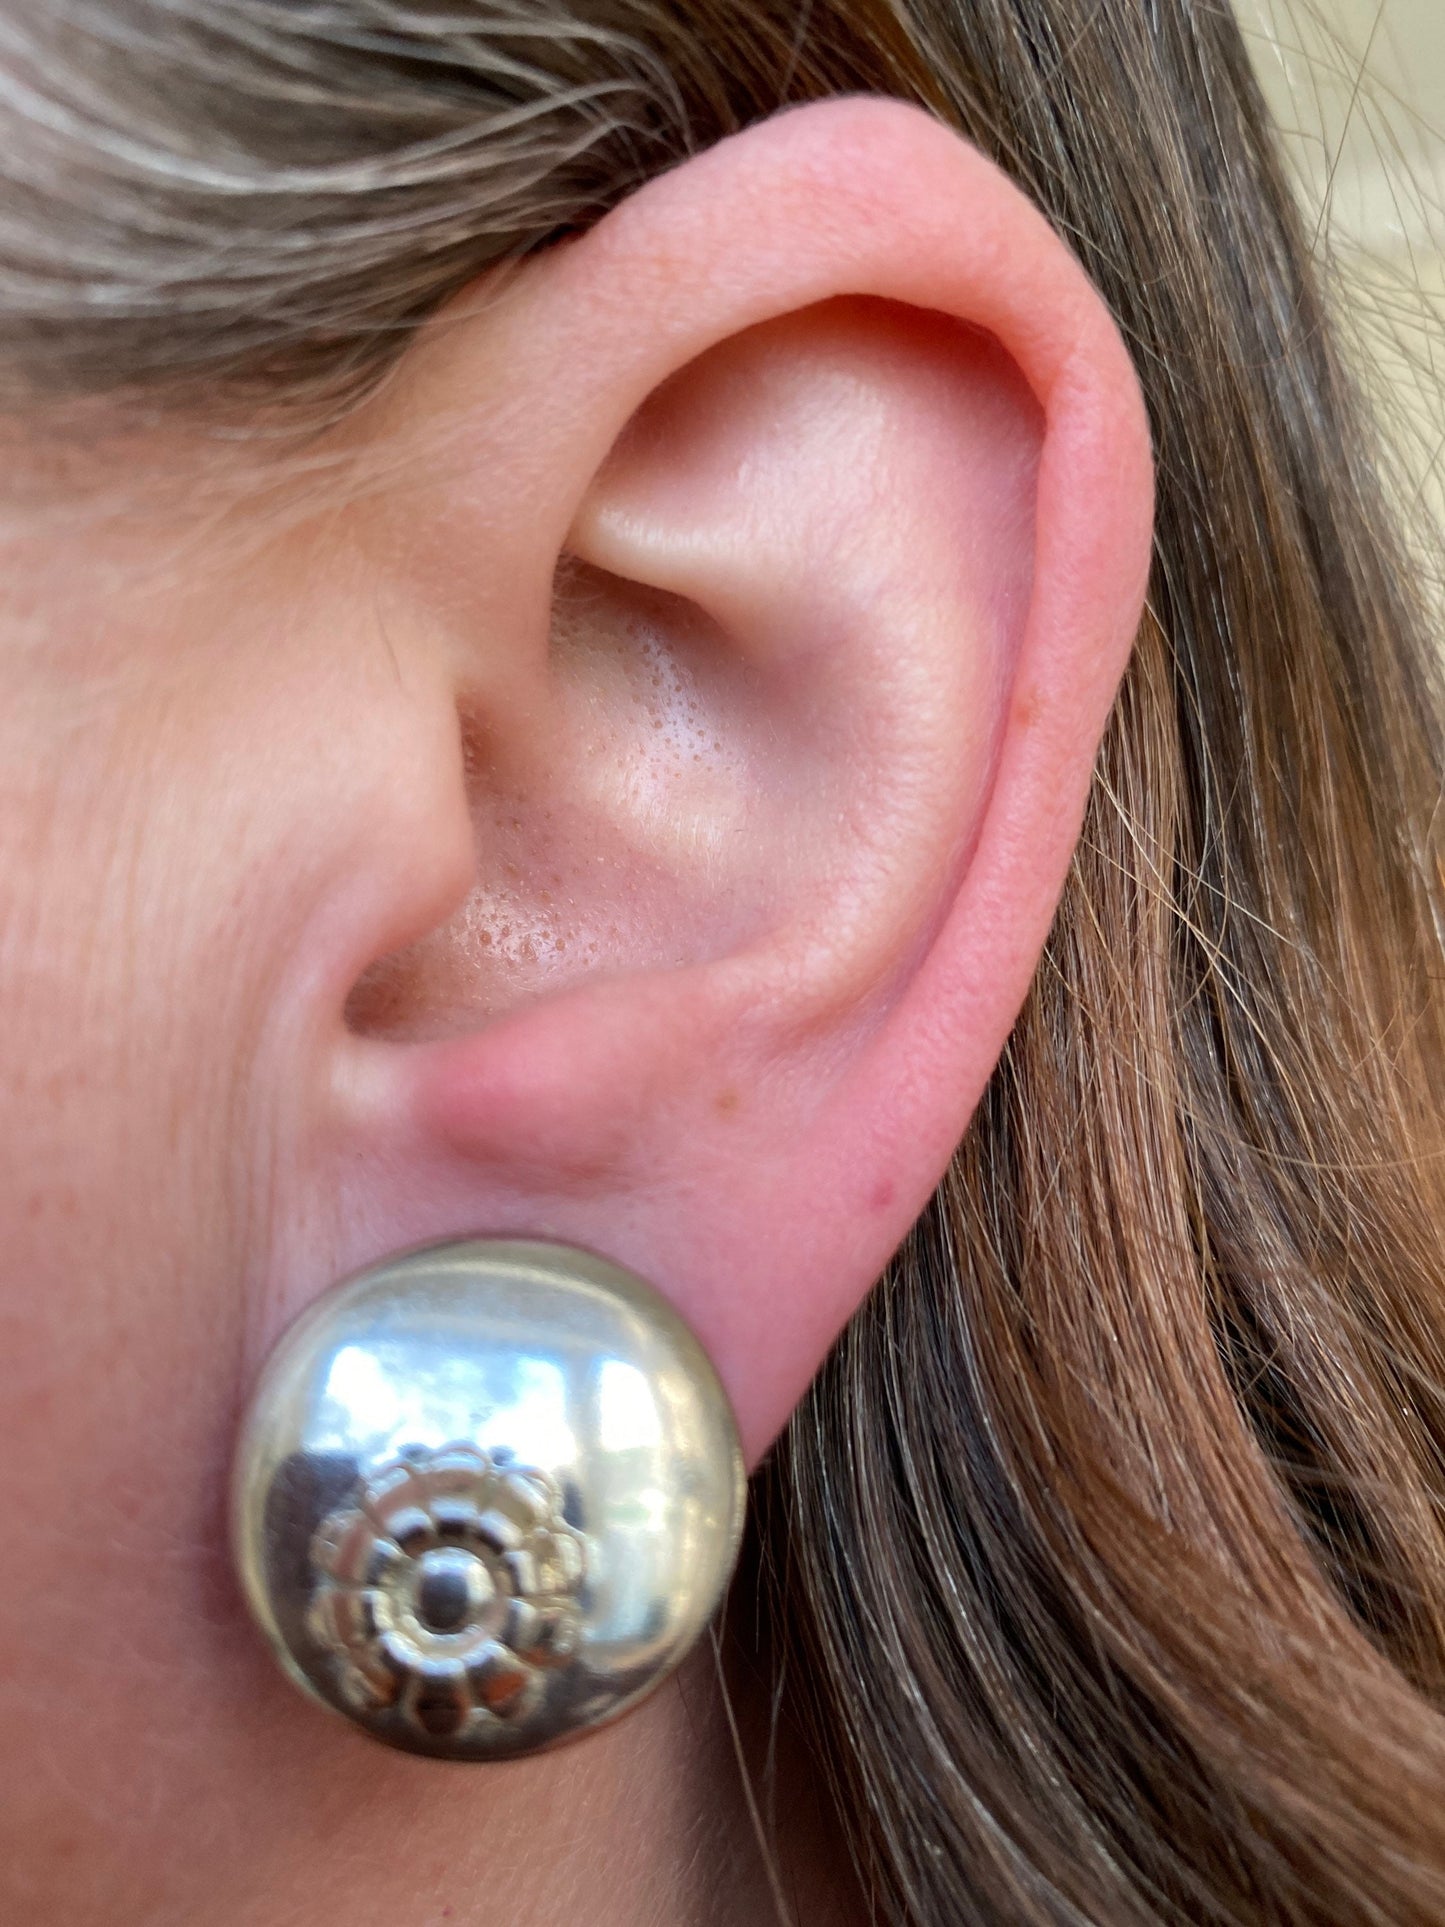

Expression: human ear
xmin=310 ymin=96 xmax=1153 ymax=1465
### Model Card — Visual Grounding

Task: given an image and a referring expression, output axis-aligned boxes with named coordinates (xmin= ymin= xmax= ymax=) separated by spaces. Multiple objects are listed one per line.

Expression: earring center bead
xmin=413 ymin=1547 xmax=493 ymax=1634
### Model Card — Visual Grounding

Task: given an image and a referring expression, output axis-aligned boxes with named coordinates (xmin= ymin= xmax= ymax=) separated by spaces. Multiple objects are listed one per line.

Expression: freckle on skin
xmin=714 ymin=1087 xmax=740 ymax=1116
xmin=1013 ymin=686 xmax=1041 ymax=729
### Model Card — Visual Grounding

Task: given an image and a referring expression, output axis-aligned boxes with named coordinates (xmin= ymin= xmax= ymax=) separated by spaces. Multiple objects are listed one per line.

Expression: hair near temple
xmin=8 ymin=3 xmax=1445 ymax=1920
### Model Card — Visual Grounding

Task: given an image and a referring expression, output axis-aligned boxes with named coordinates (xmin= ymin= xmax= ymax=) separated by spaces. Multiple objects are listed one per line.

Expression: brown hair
xmin=10 ymin=2 xmax=1445 ymax=1919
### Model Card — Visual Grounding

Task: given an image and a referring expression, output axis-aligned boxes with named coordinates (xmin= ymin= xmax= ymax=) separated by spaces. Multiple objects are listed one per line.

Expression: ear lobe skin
xmin=321 ymin=98 xmax=1154 ymax=1465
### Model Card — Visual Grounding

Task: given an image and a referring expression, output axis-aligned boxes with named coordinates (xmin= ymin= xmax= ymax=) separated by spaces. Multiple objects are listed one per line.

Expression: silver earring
xmin=231 ymin=1238 xmax=745 ymax=1761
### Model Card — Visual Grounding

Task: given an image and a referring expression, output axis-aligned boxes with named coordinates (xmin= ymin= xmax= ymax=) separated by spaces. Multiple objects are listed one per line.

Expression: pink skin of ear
xmin=331 ymin=99 xmax=1154 ymax=1467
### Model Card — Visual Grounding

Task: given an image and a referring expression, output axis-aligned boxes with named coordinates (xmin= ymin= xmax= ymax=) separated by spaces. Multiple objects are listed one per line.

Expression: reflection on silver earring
xmin=231 ymin=1238 xmax=745 ymax=1761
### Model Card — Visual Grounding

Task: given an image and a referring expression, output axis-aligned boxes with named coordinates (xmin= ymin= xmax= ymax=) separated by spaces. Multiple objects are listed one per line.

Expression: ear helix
xmin=231 ymin=1239 xmax=744 ymax=1761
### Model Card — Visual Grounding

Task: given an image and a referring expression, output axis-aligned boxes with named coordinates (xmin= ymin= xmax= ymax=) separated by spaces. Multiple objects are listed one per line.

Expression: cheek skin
xmin=0 ymin=537 xmax=456 ymax=1922
xmin=0 ymin=594 xmax=294 ymax=1917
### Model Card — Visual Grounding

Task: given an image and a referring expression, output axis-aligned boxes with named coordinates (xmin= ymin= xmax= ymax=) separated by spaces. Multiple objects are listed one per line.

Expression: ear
xmin=317 ymin=97 xmax=1153 ymax=1465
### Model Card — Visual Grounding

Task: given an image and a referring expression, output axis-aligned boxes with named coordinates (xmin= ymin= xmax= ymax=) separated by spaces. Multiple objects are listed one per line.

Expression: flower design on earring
xmin=306 ymin=1442 xmax=587 ymax=1741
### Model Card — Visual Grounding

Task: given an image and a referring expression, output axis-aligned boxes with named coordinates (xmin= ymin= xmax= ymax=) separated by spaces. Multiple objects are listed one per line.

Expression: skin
xmin=0 ymin=101 xmax=1152 ymax=1925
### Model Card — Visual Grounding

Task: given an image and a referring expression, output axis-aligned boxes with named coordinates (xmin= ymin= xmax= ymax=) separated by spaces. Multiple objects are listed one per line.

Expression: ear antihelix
xmin=561 ymin=295 xmax=1044 ymax=1021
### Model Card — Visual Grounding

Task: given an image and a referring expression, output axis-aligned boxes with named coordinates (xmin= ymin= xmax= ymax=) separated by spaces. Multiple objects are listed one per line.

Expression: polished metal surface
xmin=231 ymin=1239 xmax=745 ymax=1761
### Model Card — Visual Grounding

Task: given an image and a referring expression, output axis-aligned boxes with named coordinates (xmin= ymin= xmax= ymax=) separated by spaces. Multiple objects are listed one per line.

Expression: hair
xmin=11 ymin=2 xmax=1445 ymax=1920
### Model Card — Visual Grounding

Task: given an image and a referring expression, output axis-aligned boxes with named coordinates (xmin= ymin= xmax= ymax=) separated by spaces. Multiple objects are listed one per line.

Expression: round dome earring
xmin=230 ymin=1238 xmax=745 ymax=1761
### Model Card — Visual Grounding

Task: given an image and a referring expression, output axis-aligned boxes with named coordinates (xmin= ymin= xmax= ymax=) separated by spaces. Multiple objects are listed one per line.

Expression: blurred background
xmin=1240 ymin=0 xmax=1445 ymax=586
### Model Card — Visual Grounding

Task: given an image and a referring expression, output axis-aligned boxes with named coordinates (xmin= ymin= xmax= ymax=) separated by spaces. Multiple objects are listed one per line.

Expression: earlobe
xmin=325 ymin=98 xmax=1153 ymax=1463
